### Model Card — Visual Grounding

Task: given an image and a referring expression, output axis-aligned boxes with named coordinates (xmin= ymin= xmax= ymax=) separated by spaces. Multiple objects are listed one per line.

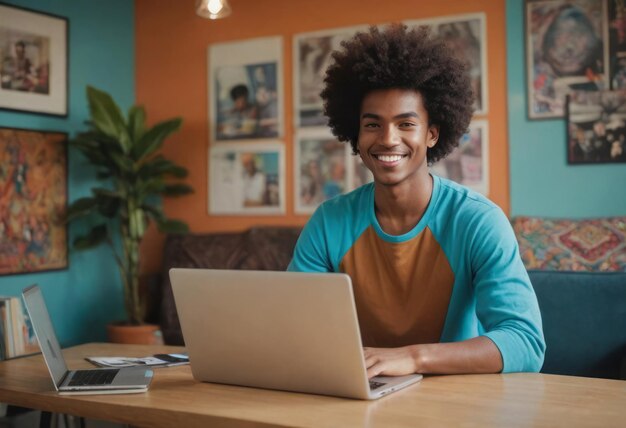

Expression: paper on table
xmin=86 ymin=356 xmax=189 ymax=368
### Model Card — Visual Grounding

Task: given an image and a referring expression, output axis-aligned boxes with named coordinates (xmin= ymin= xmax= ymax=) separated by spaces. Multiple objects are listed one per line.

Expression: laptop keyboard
xmin=68 ymin=369 xmax=120 ymax=386
xmin=369 ymin=380 xmax=387 ymax=390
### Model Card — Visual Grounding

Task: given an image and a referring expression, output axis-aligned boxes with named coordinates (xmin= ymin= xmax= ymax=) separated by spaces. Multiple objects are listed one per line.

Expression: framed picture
xmin=209 ymin=142 xmax=285 ymax=215
xmin=295 ymin=128 xmax=375 ymax=214
xmin=609 ymin=0 xmax=626 ymax=89
xmin=0 ymin=3 xmax=68 ymax=116
xmin=294 ymin=128 xmax=349 ymax=214
xmin=566 ymin=89 xmax=626 ymax=164
xmin=209 ymin=36 xmax=283 ymax=142
xmin=405 ymin=13 xmax=488 ymax=115
xmin=0 ymin=127 xmax=68 ymax=275
xmin=293 ymin=25 xmax=367 ymax=127
xmin=430 ymin=120 xmax=489 ymax=195
xmin=525 ymin=0 xmax=609 ymax=119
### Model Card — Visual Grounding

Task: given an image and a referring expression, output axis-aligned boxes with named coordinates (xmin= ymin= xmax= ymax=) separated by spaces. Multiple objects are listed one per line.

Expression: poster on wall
xmin=0 ymin=127 xmax=68 ymax=276
xmin=294 ymin=128 xmax=349 ymax=214
xmin=566 ymin=89 xmax=626 ymax=164
xmin=293 ymin=25 xmax=367 ymax=127
xmin=525 ymin=0 xmax=608 ymax=120
xmin=209 ymin=142 xmax=285 ymax=215
xmin=405 ymin=13 xmax=488 ymax=115
xmin=295 ymin=128 xmax=374 ymax=214
xmin=430 ymin=120 xmax=489 ymax=195
xmin=208 ymin=36 xmax=283 ymax=142
xmin=609 ymin=0 xmax=626 ymax=89
xmin=0 ymin=3 xmax=68 ymax=116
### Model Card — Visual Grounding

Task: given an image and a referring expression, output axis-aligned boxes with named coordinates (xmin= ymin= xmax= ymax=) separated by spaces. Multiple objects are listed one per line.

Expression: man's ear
xmin=427 ymin=124 xmax=440 ymax=148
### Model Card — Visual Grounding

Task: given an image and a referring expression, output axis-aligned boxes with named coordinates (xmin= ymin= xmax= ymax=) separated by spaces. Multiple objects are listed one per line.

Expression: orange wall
xmin=135 ymin=0 xmax=509 ymax=274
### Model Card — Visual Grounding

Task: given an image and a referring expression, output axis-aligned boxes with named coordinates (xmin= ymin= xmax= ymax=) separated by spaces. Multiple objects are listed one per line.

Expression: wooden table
xmin=1 ymin=343 xmax=625 ymax=427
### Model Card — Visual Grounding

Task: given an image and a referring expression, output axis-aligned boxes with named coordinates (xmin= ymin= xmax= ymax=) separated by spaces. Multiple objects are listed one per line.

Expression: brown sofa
xmin=158 ymin=227 xmax=302 ymax=345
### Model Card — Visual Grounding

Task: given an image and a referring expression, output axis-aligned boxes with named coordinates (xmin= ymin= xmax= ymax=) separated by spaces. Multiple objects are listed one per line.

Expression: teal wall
xmin=507 ymin=0 xmax=626 ymax=218
xmin=0 ymin=0 xmax=134 ymax=346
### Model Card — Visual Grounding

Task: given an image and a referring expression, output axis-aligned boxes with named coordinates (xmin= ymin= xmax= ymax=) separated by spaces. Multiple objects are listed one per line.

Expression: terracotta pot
xmin=107 ymin=323 xmax=164 ymax=345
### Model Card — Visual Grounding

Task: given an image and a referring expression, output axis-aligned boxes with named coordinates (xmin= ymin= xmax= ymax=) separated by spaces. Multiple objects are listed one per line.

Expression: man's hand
xmin=363 ymin=346 xmax=419 ymax=379
xmin=364 ymin=337 xmax=503 ymax=377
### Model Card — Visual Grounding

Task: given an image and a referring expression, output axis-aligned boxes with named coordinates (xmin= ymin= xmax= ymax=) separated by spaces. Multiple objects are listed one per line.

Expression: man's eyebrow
xmin=360 ymin=112 xmax=419 ymax=120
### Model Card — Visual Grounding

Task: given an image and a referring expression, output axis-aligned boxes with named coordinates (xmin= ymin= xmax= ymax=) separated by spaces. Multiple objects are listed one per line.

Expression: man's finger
xmin=367 ymin=363 xmax=384 ymax=379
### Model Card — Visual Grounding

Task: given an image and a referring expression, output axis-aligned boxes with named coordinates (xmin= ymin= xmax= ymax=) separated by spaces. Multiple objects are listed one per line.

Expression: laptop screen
xmin=22 ymin=285 xmax=68 ymax=387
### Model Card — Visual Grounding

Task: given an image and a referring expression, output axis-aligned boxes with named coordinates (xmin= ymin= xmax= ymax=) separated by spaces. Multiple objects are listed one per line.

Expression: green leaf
xmin=142 ymin=205 xmax=165 ymax=223
xmin=65 ymin=197 xmax=98 ymax=223
xmin=132 ymin=118 xmax=182 ymax=160
xmin=73 ymin=224 xmax=108 ymax=249
xmin=109 ymin=151 xmax=136 ymax=174
xmin=161 ymin=183 xmax=194 ymax=197
xmin=138 ymin=157 xmax=188 ymax=179
xmin=128 ymin=105 xmax=146 ymax=142
xmin=92 ymin=188 xmax=123 ymax=218
xmin=157 ymin=219 xmax=189 ymax=234
xmin=86 ymin=86 xmax=131 ymax=152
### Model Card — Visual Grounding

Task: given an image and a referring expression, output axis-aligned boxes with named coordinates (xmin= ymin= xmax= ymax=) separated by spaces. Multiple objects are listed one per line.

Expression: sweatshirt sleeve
xmin=470 ymin=206 xmax=546 ymax=373
xmin=287 ymin=205 xmax=332 ymax=273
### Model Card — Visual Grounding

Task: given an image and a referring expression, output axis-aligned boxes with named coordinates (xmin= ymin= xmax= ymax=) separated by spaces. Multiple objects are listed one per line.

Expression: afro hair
xmin=320 ymin=24 xmax=475 ymax=164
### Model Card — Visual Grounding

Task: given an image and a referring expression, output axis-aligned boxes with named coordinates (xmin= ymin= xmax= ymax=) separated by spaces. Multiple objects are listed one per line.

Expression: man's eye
xmin=399 ymin=122 xmax=415 ymax=127
xmin=364 ymin=122 xmax=379 ymax=128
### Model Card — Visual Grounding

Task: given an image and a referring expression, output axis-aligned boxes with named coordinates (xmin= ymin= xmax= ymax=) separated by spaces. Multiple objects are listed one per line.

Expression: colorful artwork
xmin=526 ymin=0 xmax=608 ymax=119
xmin=566 ymin=89 xmax=626 ymax=163
xmin=0 ymin=128 xmax=67 ymax=275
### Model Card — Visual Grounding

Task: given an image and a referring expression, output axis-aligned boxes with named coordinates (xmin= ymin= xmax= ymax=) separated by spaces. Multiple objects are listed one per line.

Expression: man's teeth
xmin=377 ymin=155 xmax=404 ymax=162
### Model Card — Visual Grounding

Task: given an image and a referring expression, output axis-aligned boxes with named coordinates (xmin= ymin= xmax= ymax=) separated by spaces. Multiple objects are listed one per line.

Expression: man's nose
xmin=380 ymin=125 xmax=400 ymax=146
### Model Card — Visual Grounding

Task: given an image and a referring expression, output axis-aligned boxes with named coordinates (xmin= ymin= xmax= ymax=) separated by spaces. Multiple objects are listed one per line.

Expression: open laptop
xmin=22 ymin=285 xmax=153 ymax=395
xmin=169 ymin=268 xmax=422 ymax=400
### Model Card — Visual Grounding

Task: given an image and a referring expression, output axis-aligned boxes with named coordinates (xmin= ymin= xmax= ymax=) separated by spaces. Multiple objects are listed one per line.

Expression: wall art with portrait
xmin=293 ymin=25 xmax=367 ymax=128
xmin=405 ymin=13 xmax=488 ymax=115
xmin=566 ymin=89 xmax=626 ymax=164
xmin=209 ymin=36 xmax=282 ymax=142
xmin=430 ymin=120 xmax=489 ymax=195
xmin=525 ymin=0 xmax=608 ymax=120
xmin=209 ymin=142 xmax=285 ymax=215
xmin=294 ymin=128 xmax=374 ymax=214
xmin=0 ymin=127 xmax=68 ymax=276
xmin=0 ymin=3 xmax=68 ymax=116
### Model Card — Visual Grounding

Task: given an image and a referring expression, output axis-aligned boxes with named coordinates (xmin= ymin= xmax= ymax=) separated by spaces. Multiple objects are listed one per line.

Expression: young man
xmin=288 ymin=25 xmax=545 ymax=377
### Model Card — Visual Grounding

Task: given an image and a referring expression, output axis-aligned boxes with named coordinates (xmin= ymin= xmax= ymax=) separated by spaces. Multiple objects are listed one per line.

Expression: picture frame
xmin=209 ymin=142 xmax=285 ymax=215
xmin=0 ymin=127 xmax=68 ymax=276
xmin=566 ymin=89 xmax=626 ymax=164
xmin=0 ymin=3 xmax=68 ymax=117
xmin=525 ymin=0 xmax=609 ymax=120
xmin=208 ymin=36 xmax=283 ymax=143
xmin=293 ymin=25 xmax=367 ymax=128
xmin=405 ymin=13 xmax=488 ymax=115
xmin=294 ymin=128 xmax=350 ymax=214
xmin=430 ymin=120 xmax=489 ymax=195
xmin=294 ymin=127 xmax=374 ymax=214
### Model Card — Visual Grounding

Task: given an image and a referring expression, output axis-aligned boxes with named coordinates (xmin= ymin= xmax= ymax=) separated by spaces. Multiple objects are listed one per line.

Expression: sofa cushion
xmin=512 ymin=216 xmax=626 ymax=271
xmin=159 ymin=227 xmax=302 ymax=345
xmin=529 ymin=270 xmax=626 ymax=379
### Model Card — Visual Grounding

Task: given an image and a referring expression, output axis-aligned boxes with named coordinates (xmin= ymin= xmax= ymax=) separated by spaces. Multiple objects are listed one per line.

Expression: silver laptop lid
xmin=170 ymin=268 xmax=373 ymax=398
xmin=22 ymin=285 xmax=67 ymax=388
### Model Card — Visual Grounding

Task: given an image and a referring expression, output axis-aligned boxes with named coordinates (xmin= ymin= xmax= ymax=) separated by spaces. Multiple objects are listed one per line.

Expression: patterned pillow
xmin=511 ymin=216 xmax=626 ymax=272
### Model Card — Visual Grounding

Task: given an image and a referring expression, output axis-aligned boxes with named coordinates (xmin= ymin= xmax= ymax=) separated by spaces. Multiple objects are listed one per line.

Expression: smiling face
xmin=358 ymin=88 xmax=439 ymax=188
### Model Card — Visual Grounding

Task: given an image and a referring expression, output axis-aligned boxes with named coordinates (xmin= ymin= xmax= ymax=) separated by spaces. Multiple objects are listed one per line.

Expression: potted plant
xmin=66 ymin=86 xmax=193 ymax=343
